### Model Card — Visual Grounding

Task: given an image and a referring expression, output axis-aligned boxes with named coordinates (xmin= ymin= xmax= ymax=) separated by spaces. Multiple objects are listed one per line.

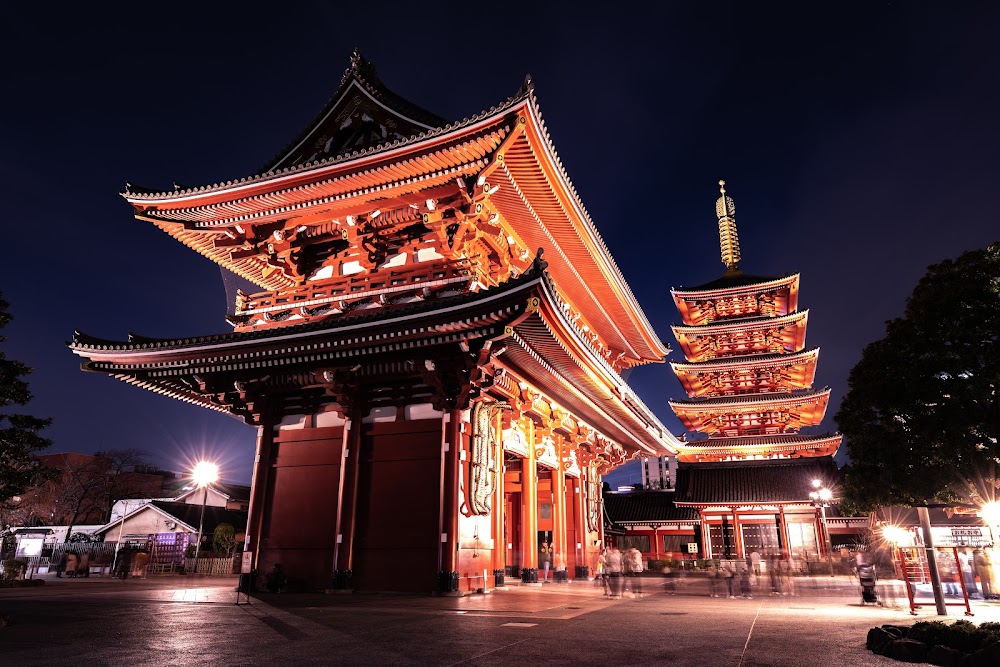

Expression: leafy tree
xmin=212 ymin=523 xmax=236 ymax=556
xmin=0 ymin=291 xmax=51 ymax=523
xmin=836 ymin=242 xmax=1000 ymax=512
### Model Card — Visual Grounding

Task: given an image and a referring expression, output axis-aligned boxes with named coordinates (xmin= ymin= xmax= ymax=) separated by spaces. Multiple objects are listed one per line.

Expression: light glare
xmin=192 ymin=461 xmax=219 ymax=487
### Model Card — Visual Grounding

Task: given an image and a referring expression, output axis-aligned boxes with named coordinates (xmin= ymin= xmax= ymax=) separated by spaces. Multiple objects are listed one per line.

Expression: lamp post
xmin=191 ymin=461 xmax=219 ymax=575
xmin=809 ymin=479 xmax=835 ymax=577
xmin=111 ymin=499 xmax=131 ymax=576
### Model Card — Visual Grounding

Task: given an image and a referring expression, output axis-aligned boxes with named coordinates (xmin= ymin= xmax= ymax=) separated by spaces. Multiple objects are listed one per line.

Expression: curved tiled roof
xmin=673 ymin=273 xmax=798 ymax=296
xmin=669 ymin=387 xmax=831 ymax=410
xmin=603 ymin=492 xmax=701 ymax=525
xmin=673 ymin=458 xmax=840 ymax=506
xmin=670 ymin=347 xmax=819 ymax=373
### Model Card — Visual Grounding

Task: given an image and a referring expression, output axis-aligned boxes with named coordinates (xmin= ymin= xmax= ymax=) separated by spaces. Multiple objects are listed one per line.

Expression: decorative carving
xmin=468 ymin=400 xmax=511 ymax=515
xmin=586 ymin=462 xmax=602 ymax=533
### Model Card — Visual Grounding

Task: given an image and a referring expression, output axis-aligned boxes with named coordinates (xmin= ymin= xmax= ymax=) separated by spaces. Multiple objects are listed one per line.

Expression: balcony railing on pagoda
xmin=227 ymin=260 xmax=478 ymax=330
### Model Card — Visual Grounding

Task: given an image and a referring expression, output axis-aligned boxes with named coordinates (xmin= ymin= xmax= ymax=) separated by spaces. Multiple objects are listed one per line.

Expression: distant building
xmin=639 ymin=455 xmax=676 ymax=490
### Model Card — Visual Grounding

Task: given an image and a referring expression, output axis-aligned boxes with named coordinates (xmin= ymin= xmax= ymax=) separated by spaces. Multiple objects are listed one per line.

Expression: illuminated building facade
xmin=69 ymin=53 xmax=678 ymax=592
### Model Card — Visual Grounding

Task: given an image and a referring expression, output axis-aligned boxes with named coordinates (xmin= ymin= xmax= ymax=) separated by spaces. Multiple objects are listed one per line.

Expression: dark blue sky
xmin=2 ymin=2 xmax=997 ymax=486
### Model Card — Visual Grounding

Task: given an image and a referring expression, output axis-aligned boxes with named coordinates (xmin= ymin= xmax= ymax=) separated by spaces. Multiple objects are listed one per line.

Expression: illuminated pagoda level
xmin=70 ymin=52 xmax=678 ymax=594
xmin=669 ymin=182 xmax=840 ymax=462
xmin=665 ymin=182 xmax=845 ymax=563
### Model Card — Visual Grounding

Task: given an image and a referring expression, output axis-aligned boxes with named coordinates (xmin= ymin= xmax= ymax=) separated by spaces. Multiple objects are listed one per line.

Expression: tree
xmin=23 ymin=449 xmax=154 ymax=538
xmin=0 ymin=291 xmax=52 ymax=524
xmin=836 ymin=242 xmax=1000 ymax=513
xmin=212 ymin=523 xmax=236 ymax=556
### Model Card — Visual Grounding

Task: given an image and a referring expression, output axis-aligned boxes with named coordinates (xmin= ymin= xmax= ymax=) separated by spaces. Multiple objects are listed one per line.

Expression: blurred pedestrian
xmin=974 ymin=549 xmax=994 ymax=599
xmin=539 ymin=541 xmax=552 ymax=582
xmin=750 ymin=550 xmax=762 ymax=587
xmin=739 ymin=562 xmax=752 ymax=598
xmin=721 ymin=560 xmax=736 ymax=598
xmin=627 ymin=547 xmax=644 ymax=598
xmin=605 ymin=545 xmax=623 ymax=598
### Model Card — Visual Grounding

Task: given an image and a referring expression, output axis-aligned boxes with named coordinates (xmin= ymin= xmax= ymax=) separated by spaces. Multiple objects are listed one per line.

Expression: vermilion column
xmin=733 ymin=508 xmax=744 ymax=558
xmin=245 ymin=423 xmax=275 ymax=571
xmin=553 ymin=460 xmax=567 ymax=573
xmin=492 ymin=413 xmax=506 ymax=575
xmin=443 ymin=409 xmax=463 ymax=574
xmin=334 ymin=418 xmax=360 ymax=574
xmin=778 ymin=506 xmax=791 ymax=559
xmin=521 ymin=421 xmax=538 ymax=573
xmin=701 ymin=510 xmax=712 ymax=558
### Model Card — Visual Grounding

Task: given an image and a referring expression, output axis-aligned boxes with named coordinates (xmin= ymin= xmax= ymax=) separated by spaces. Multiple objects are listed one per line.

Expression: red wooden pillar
xmin=492 ymin=413 xmax=506 ymax=576
xmin=334 ymin=418 xmax=360 ymax=574
xmin=733 ymin=507 xmax=744 ymax=559
xmin=442 ymin=409 xmax=463 ymax=574
xmin=245 ymin=423 xmax=275 ymax=571
xmin=778 ymin=506 xmax=791 ymax=559
xmin=701 ymin=510 xmax=712 ymax=558
xmin=553 ymin=461 xmax=567 ymax=573
xmin=521 ymin=420 xmax=539 ymax=573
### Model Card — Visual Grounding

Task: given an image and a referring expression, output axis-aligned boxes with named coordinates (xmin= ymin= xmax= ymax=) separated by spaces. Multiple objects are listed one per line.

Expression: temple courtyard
xmin=3 ymin=575 xmax=999 ymax=666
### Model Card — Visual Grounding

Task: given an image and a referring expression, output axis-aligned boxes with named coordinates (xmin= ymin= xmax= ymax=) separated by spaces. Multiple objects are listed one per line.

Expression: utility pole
xmin=917 ymin=506 xmax=947 ymax=615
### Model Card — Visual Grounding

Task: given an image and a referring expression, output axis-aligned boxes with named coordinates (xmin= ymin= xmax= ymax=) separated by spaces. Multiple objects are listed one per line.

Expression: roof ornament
xmin=716 ymin=180 xmax=742 ymax=275
xmin=531 ymin=247 xmax=548 ymax=274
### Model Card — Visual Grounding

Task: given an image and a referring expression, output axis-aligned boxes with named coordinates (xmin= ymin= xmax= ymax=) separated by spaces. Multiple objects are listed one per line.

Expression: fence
xmin=184 ymin=556 xmax=238 ymax=575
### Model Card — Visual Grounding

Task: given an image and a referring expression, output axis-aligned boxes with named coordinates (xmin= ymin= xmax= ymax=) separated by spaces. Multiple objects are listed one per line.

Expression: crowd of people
xmin=594 ymin=544 xmax=645 ymax=599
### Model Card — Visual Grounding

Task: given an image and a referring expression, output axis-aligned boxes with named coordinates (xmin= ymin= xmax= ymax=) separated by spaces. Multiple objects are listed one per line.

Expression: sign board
xmin=687 ymin=542 xmax=699 ymax=554
xmin=241 ymin=551 xmax=254 ymax=574
xmin=932 ymin=526 xmax=992 ymax=548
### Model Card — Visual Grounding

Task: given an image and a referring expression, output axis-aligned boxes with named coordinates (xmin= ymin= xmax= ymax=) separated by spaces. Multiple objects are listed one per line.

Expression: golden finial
xmin=716 ymin=179 xmax=741 ymax=274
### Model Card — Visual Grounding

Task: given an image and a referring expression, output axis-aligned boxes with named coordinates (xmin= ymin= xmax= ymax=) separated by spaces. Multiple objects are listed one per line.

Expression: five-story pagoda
xmin=669 ymin=182 xmax=843 ymax=561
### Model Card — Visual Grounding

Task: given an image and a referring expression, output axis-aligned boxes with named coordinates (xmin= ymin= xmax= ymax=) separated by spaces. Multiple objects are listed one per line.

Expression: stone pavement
xmin=2 ymin=573 xmax=999 ymax=666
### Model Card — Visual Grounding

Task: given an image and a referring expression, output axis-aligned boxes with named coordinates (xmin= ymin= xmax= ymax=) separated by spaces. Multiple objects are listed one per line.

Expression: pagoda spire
xmin=716 ymin=180 xmax=742 ymax=274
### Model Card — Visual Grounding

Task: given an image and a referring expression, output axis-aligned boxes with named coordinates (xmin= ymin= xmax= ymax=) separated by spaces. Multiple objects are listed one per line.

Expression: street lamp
xmin=191 ymin=461 xmax=219 ymax=575
xmin=809 ymin=479 xmax=835 ymax=576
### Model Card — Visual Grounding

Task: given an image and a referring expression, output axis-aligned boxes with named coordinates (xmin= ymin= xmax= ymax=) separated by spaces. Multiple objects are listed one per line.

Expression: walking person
xmin=721 ymin=560 xmax=736 ymax=598
xmin=768 ymin=554 xmax=781 ymax=595
xmin=708 ymin=561 xmax=722 ymax=598
xmin=539 ymin=541 xmax=552 ymax=582
xmin=54 ymin=550 xmax=67 ymax=578
xmin=605 ymin=544 xmax=623 ymax=598
xmin=596 ymin=548 xmax=609 ymax=596
xmin=750 ymin=550 xmax=762 ymax=587
xmin=974 ymin=549 xmax=994 ymax=599
xmin=627 ymin=547 xmax=644 ymax=598
xmin=739 ymin=562 xmax=752 ymax=598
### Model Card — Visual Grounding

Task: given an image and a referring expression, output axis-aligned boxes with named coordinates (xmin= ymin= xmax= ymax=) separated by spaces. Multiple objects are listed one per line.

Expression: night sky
xmin=2 ymin=2 xmax=997 ymax=487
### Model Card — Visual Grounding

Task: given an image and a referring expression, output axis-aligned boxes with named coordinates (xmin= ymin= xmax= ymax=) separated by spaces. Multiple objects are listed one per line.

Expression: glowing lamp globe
xmin=818 ymin=488 xmax=832 ymax=502
xmin=192 ymin=461 xmax=219 ymax=487
xmin=982 ymin=502 xmax=1000 ymax=526
xmin=882 ymin=525 xmax=907 ymax=545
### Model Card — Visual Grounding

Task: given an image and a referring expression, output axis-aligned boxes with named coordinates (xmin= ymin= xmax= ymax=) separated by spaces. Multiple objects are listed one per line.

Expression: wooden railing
xmin=231 ymin=259 xmax=476 ymax=328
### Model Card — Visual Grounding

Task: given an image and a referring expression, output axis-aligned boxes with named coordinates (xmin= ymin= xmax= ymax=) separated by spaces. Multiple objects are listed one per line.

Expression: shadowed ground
xmin=2 ymin=574 xmax=998 ymax=666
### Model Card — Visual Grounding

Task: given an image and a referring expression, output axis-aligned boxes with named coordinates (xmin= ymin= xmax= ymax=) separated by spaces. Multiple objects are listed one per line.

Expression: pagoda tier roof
xmin=673 ymin=457 xmax=839 ymax=507
xmin=669 ymin=387 xmax=831 ymax=410
xmin=671 ymin=273 xmax=800 ymax=326
xmin=69 ymin=259 xmax=678 ymax=458
xmin=675 ymin=433 xmax=843 ymax=463
xmin=669 ymin=388 xmax=832 ymax=436
xmin=120 ymin=54 xmax=667 ymax=368
xmin=670 ymin=348 xmax=820 ymax=399
xmin=603 ymin=491 xmax=701 ymax=526
xmin=672 ymin=310 xmax=809 ymax=363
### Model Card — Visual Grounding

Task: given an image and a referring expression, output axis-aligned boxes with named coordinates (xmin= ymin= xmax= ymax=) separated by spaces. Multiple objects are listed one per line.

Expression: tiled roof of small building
xmin=150 ymin=501 xmax=248 ymax=533
xmin=603 ymin=491 xmax=701 ymax=525
xmin=673 ymin=457 xmax=840 ymax=506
